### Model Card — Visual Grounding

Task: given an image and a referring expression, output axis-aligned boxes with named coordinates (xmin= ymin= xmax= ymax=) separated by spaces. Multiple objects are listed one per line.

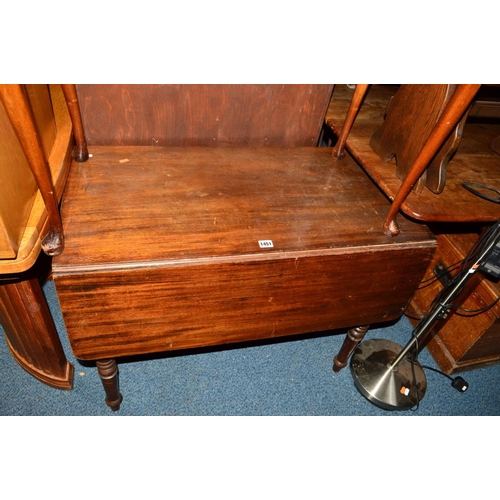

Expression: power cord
xmin=421 ymin=364 xmax=469 ymax=393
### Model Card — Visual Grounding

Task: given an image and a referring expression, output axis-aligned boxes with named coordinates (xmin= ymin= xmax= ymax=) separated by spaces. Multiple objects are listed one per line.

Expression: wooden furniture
xmin=409 ymin=231 xmax=500 ymax=374
xmin=327 ymin=84 xmax=500 ymax=374
xmin=0 ymin=84 xmax=74 ymax=268
xmin=0 ymin=84 xmax=77 ymax=389
xmin=73 ymin=84 xmax=331 ymax=148
xmin=326 ymin=84 xmax=500 ymax=235
xmin=51 ymin=84 xmax=437 ymax=411
xmin=369 ymin=84 xmax=467 ymax=195
xmin=0 ymin=254 xmax=74 ymax=389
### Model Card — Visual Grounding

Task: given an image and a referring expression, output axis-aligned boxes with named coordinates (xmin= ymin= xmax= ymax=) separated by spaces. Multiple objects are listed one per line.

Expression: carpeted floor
xmin=1 ymin=279 xmax=500 ymax=416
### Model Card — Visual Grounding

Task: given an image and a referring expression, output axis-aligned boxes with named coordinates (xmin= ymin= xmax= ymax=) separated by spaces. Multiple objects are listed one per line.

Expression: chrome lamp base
xmin=350 ymin=339 xmax=427 ymax=411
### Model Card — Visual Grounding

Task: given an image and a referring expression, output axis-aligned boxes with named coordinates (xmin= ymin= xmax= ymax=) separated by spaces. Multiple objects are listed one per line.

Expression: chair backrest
xmin=75 ymin=84 xmax=333 ymax=147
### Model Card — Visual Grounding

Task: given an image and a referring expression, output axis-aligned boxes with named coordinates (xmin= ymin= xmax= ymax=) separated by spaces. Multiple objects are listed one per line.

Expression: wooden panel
xmin=55 ymin=247 xmax=435 ymax=360
xmin=0 ymin=269 xmax=74 ymax=389
xmin=0 ymin=84 xmax=58 ymax=261
xmin=25 ymin=84 xmax=56 ymax=159
xmin=53 ymin=146 xmax=436 ymax=360
xmin=460 ymin=322 xmax=500 ymax=363
xmin=369 ymin=84 xmax=464 ymax=194
xmin=75 ymin=84 xmax=333 ymax=147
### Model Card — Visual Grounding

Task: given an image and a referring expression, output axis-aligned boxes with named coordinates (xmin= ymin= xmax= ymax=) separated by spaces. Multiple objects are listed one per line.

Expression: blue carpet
xmin=1 ymin=280 xmax=500 ymax=417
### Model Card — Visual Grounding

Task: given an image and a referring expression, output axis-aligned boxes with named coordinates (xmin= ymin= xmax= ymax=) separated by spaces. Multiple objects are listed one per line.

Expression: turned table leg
xmin=333 ymin=325 xmax=370 ymax=372
xmin=0 ymin=275 xmax=74 ymax=389
xmin=96 ymin=359 xmax=123 ymax=411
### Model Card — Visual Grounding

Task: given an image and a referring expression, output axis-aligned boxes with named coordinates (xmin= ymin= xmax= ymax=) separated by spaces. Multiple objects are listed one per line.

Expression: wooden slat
xmin=25 ymin=84 xmax=56 ymax=159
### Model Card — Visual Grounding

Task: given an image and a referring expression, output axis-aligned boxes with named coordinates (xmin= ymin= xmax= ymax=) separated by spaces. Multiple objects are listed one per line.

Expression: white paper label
xmin=258 ymin=240 xmax=274 ymax=248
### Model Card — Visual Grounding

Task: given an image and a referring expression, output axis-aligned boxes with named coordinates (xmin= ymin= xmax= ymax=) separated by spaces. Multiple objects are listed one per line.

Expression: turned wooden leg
xmin=333 ymin=325 xmax=370 ymax=372
xmin=0 ymin=275 xmax=74 ymax=390
xmin=96 ymin=359 xmax=123 ymax=411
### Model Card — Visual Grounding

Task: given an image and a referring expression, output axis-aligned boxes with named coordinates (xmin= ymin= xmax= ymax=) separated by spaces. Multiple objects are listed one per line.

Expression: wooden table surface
xmin=54 ymin=145 xmax=435 ymax=272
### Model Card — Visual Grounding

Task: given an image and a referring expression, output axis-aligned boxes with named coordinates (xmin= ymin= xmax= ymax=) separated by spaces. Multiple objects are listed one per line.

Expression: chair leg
xmin=96 ymin=359 xmax=123 ymax=411
xmin=61 ymin=84 xmax=89 ymax=163
xmin=333 ymin=325 xmax=370 ymax=372
xmin=332 ymin=84 xmax=369 ymax=160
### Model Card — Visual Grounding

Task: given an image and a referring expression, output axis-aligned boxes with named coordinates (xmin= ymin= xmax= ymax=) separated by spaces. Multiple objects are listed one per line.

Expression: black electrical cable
xmin=417 ymin=221 xmax=500 ymax=324
xmin=415 ymin=258 xmax=465 ymax=290
xmin=451 ymin=295 xmax=500 ymax=316
xmin=417 ymin=226 xmax=497 ymax=318
xmin=421 ymin=364 xmax=453 ymax=381
xmin=405 ymin=258 xmax=469 ymax=320
xmin=421 ymin=364 xmax=469 ymax=393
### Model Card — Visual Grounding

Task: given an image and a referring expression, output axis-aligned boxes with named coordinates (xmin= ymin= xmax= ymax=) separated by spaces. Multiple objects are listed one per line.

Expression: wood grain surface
xmin=53 ymin=146 xmax=436 ymax=360
xmin=55 ymin=146 xmax=434 ymax=269
xmin=75 ymin=84 xmax=333 ymax=148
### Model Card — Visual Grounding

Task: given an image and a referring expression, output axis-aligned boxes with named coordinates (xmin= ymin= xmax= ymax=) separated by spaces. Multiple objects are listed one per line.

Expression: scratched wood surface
xmin=53 ymin=146 xmax=436 ymax=360
xmin=54 ymin=146 xmax=435 ymax=268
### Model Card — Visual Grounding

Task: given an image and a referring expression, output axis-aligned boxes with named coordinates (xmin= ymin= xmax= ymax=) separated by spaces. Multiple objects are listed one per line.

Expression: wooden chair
xmin=51 ymin=84 xmax=437 ymax=410
xmin=327 ymin=84 xmax=499 ymax=236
